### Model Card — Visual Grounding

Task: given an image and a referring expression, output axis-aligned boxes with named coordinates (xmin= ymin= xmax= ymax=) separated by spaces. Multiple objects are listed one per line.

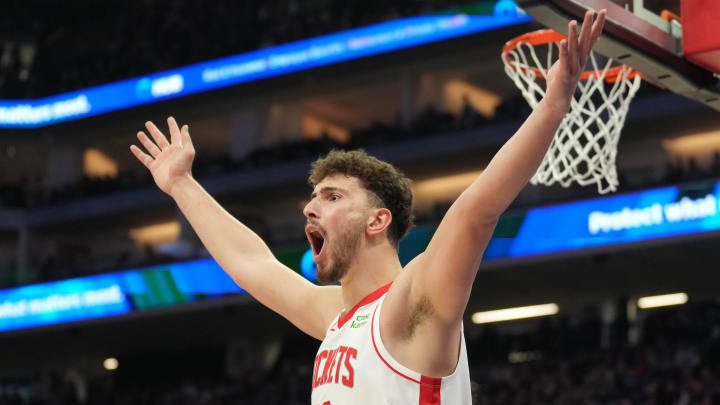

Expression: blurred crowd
xmin=1 ymin=299 xmax=719 ymax=404
xmin=0 ymin=96 xmax=529 ymax=210
xmin=0 ymin=0 xmax=477 ymax=99
xmin=470 ymin=301 xmax=720 ymax=404
xmin=4 ymin=94 xmax=720 ymax=212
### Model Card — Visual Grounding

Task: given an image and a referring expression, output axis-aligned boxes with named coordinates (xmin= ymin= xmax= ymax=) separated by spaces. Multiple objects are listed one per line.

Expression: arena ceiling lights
xmin=471 ymin=303 xmax=559 ymax=324
xmin=637 ymin=292 xmax=688 ymax=309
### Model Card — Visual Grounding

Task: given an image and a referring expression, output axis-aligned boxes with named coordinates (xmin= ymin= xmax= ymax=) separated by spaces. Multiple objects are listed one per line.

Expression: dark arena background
xmin=1 ymin=0 xmax=720 ymax=403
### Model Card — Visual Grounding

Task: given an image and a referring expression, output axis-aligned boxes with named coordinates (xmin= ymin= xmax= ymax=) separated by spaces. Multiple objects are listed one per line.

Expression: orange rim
xmin=501 ymin=29 xmax=645 ymax=83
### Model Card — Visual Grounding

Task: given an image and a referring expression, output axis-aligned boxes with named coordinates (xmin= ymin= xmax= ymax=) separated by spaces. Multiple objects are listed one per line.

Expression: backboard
xmin=515 ymin=0 xmax=720 ymax=112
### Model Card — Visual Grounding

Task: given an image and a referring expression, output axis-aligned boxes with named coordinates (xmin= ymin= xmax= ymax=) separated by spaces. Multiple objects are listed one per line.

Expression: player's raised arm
xmin=130 ymin=117 xmax=342 ymax=340
xmin=407 ymin=11 xmax=606 ymax=324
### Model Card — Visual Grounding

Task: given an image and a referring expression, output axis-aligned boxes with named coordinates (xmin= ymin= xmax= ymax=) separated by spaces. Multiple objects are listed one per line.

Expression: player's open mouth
xmin=306 ymin=228 xmax=326 ymax=260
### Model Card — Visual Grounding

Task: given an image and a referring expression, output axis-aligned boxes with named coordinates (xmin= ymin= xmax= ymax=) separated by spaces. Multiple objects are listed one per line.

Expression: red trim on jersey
xmin=419 ymin=375 xmax=442 ymax=404
xmin=370 ymin=302 xmax=421 ymax=384
xmin=337 ymin=282 xmax=392 ymax=329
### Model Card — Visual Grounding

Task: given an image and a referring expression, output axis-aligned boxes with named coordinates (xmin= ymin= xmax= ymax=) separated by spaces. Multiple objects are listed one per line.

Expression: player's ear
xmin=367 ymin=207 xmax=392 ymax=237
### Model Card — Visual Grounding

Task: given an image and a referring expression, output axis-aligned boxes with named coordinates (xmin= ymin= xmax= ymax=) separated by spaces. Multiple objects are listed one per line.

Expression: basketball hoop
xmin=502 ymin=29 xmax=643 ymax=194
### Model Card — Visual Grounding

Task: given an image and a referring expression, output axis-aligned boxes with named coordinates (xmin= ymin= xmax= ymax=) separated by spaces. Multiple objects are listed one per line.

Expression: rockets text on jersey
xmin=312 ymin=345 xmax=358 ymax=389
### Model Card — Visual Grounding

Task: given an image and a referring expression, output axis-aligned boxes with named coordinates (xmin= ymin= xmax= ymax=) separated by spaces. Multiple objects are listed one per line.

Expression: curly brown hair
xmin=308 ymin=149 xmax=414 ymax=248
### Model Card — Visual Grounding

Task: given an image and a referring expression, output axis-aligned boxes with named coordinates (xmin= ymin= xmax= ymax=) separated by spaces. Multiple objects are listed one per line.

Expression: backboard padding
xmin=515 ymin=0 xmax=720 ymax=111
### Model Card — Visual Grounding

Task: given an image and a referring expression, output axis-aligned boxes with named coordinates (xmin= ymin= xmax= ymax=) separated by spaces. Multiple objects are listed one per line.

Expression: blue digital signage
xmin=0 ymin=274 xmax=131 ymax=332
xmin=484 ymin=181 xmax=720 ymax=258
xmin=0 ymin=10 xmax=530 ymax=128
xmin=0 ymin=259 xmax=242 ymax=333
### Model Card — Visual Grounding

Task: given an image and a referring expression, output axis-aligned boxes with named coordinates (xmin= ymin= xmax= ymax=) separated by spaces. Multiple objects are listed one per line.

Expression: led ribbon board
xmin=0 ymin=259 xmax=243 ymax=333
xmin=0 ymin=12 xmax=530 ymax=128
xmin=485 ymin=180 xmax=720 ymax=258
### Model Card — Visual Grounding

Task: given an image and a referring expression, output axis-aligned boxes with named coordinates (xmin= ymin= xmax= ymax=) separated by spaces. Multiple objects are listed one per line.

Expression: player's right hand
xmin=130 ymin=116 xmax=196 ymax=196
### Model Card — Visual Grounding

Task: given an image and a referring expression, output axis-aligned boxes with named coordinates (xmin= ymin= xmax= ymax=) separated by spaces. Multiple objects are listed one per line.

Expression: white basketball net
xmin=502 ymin=32 xmax=642 ymax=194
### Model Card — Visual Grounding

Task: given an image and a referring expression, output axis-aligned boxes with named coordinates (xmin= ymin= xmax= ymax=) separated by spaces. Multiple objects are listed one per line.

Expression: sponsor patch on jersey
xmin=350 ymin=313 xmax=369 ymax=329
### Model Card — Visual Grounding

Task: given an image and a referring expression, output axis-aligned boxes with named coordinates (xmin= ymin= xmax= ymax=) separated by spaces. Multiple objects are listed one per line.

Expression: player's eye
xmin=329 ymin=194 xmax=340 ymax=201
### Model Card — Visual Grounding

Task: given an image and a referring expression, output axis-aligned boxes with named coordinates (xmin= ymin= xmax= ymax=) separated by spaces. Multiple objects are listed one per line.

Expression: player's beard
xmin=316 ymin=216 xmax=364 ymax=284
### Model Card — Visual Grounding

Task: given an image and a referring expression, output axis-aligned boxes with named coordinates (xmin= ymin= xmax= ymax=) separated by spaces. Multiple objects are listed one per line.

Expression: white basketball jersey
xmin=310 ymin=283 xmax=471 ymax=405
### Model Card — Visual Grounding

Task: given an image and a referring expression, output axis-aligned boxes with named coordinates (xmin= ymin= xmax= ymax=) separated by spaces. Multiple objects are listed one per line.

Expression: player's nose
xmin=303 ymin=199 xmax=318 ymax=219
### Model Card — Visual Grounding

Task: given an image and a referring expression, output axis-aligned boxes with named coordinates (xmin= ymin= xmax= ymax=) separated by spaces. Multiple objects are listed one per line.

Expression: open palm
xmin=130 ymin=117 xmax=196 ymax=195
xmin=545 ymin=9 xmax=606 ymax=113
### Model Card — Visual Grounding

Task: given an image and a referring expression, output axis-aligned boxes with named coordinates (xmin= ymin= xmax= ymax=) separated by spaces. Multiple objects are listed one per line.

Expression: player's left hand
xmin=545 ymin=9 xmax=606 ymax=114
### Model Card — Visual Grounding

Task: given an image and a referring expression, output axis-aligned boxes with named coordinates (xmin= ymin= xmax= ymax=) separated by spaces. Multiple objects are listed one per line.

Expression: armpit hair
xmin=405 ymin=295 xmax=434 ymax=339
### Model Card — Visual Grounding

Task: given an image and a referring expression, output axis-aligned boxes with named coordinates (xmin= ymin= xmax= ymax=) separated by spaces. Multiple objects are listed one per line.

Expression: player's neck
xmin=338 ymin=240 xmax=401 ymax=312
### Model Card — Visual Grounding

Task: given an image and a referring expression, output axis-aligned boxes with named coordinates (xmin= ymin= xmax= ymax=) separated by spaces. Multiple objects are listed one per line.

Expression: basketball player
xmin=130 ymin=11 xmax=605 ymax=404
